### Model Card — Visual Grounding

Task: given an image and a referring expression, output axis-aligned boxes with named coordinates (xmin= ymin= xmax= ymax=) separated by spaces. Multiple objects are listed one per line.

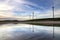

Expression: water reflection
xmin=0 ymin=24 xmax=60 ymax=40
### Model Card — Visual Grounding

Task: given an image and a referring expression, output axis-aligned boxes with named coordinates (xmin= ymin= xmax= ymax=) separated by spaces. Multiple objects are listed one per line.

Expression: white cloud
xmin=0 ymin=4 xmax=14 ymax=10
xmin=54 ymin=0 xmax=60 ymax=5
xmin=0 ymin=0 xmax=15 ymax=18
xmin=0 ymin=11 xmax=14 ymax=17
xmin=33 ymin=9 xmax=60 ymax=19
xmin=0 ymin=0 xmax=60 ymax=20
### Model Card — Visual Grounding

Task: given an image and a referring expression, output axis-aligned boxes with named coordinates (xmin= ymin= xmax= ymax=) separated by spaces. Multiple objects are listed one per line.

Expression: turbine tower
xmin=52 ymin=0 xmax=55 ymax=39
xmin=32 ymin=12 xmax=34 ymax=32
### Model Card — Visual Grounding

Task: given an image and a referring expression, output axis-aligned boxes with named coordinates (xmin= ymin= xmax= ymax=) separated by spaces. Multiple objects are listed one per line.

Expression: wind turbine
xmin=52 ymin=0 xmax=55 ymax=39
xmin=32 ymin=12 xmax=34 ymax=32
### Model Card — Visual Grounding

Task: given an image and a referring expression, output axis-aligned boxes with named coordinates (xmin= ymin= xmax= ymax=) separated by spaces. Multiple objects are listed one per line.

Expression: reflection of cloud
xmin=0 ymin=24 xmax=60 ymax=40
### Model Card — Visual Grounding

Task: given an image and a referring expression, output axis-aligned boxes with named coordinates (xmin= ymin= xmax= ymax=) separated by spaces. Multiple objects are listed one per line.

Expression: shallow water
xmin=0 ymin=24 xmax=60 ymax=40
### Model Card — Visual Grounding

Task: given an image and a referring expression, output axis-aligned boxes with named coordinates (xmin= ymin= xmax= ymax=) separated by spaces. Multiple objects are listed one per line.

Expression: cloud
xmin=0 ymin=0 xmax=39 ymax=18
xmin=0 ymin=0 xmax=60 ymax=20
xmin=54 ymin=0 xmax=60 ymax=5
xmin=33 ymin=9 xmax=60 ymax=19
xmin=0 ymin=0 xmax=15 ymax=18
xmin=0 ymin=4 xmax=14 ymax=10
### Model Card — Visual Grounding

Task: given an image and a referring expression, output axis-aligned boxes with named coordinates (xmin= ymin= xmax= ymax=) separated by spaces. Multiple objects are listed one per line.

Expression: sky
xmin=0 ymin=0 xmax=60 ymax=20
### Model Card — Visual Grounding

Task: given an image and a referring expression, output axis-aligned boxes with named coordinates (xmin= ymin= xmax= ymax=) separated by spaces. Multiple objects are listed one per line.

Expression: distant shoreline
xmin=0 ymin=18 xmax=60 ymax=26
xmin=25 ymin=21 xmax=60 ymax=27
xmin=0 ymin=21 xmax=60 ymax=27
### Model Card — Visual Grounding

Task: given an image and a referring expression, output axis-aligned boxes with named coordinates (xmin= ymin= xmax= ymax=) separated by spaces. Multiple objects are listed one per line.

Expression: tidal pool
xmin=0 ymin=24 xmax=60 ymax=40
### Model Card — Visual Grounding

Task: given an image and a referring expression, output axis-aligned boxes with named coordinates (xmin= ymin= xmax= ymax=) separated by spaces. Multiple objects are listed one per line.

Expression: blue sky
xmin=0 ymin=0 xmax=60 ymax=20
